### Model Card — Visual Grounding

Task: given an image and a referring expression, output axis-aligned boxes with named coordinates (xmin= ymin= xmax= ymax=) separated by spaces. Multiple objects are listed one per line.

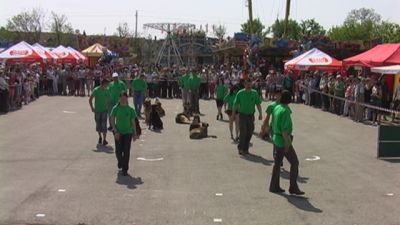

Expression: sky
xmin=0 ymin=0 xmax=399 ymax=38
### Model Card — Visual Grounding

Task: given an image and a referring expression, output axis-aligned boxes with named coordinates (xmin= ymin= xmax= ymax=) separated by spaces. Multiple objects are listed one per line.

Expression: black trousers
xmin=270 ymin=145 xmax=300 ymax=191
xmin=238 ymin=114 xmax=254 ymax=153
xmin=115 ymin=134 xmax=132 ymax=172
xmin=0 ymin=89 xmax=9 ymax=113
xmin=159 ymin=81 xmax=168 ymax=98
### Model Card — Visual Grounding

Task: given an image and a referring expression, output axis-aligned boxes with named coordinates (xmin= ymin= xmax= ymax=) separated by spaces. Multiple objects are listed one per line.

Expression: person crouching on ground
xmin=269 ymin=90 xmax=304 ymax=195
xmin=231 ymin=78 xmax=262 ymax=155
xmin=110 ymin=92 xmax=138 ymax=176
xmin=89 ymin=79 xmax=111 ymax=146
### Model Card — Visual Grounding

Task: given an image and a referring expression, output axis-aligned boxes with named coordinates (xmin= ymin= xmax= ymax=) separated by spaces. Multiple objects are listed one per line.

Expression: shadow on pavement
xmin=281 ymin=168 xmax=310 ymax=183
xmin=116 ymin=174 xmax=143 ymax=189
xmin=92 ymin=145 xmax=114 ymax=154
xmin=277 ymin=193 xmax=323 ymax=213
xmin=242 ymin=153 xmax=274 ymax=166
xmin=381 ymin=158 xmax=400 ymax=163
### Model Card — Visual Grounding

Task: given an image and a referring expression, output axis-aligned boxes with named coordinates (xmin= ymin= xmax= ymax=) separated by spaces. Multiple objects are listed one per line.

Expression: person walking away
xmin=178 ymin=69 xmax=191 ymax=113
xmin=132 ymin=74 xmax=148 ymax=118
xmin=215 ymin=79 xmax=227 ymax=120
xmin=231 ymin=78 xmax=263 ymax=155
xmin=0 ymin=70 xmax=9 ymax=113
xmin=89 ymin=79 xmax=111 ymax=146
xmin=189 ymin=70 xmax=202 ymax=114
xmin=110 ymin=92 xmax=138 ymax=176
xmin=224 ymin=85 xmax=239 ymax=140
xmin=108 ymin=73 xmax=127 ymax=130
xmin=269 ymin=90 xmax=304 ymax=195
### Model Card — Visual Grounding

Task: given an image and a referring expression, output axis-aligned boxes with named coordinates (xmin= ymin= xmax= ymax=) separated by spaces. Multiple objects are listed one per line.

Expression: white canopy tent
xmin=371 ymin=65 xmax=400 ymax=74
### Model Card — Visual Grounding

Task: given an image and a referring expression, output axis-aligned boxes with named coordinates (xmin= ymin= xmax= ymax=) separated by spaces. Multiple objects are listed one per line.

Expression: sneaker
xmin=103 ymin=140 xmax=108 ymax=146
xmin=98 ymin=137 xmax=102 ymax=144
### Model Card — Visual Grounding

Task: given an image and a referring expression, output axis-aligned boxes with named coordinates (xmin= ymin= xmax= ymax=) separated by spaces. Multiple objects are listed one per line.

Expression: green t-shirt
xmin=131 ymin=78 xmax=147 ymax=92
xmin=271 ymin=104 xmax=293 ymax=148
xmin=334 ymin=81 xmax=345 ymax=97
xmin=216 ymin=84 xmax=228 ymax=100
xmin=233 ymin=89 xmax=262 ymax=115
xmin=179 ymin=74 xmax=191 ymax=89
xmin=189 ymin=75 xmax=202 ymax=91
xmin=224 ymin=94 xmax=236 ymax=111
xmin=91 ymin=86 xmax=111 ymax=113
xmin=266 ymin=101 xmax=279 ymax=114
xmin=108 ymin=80 xmax=127 ymax=105
xmin=111 ymin=104 xmax=137 ymax=134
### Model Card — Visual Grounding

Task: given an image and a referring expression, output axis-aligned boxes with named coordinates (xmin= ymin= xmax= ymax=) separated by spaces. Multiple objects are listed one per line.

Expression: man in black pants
xmin=231 ymin=78 xmax=263 ymax=155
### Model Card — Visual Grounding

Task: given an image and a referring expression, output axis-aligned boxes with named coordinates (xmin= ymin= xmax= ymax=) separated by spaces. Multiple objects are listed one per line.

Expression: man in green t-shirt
xmin=131 ymin=74 xmax=148 ymax=117
xmin=110 ymin=92 xmax=138 ymax=176
xmin=89 ymin=79 xmax=110 ymax=146
xmin=269 ymin=90 xmax=304 ymax=195
xmin=107 ymin=73 xmax=127 ymax=129
xmin=178 ymin=68 xmax=191 ymax=113
xmin=188 ymin=70 xmax=202 ymax=114
xmin=232 ymin=79 xmax=262 ymax=155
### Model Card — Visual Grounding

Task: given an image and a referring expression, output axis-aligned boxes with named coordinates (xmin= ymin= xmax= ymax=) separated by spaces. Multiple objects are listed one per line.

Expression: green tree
xmin=241 ymin=18 xmax=266 ymax=37
xmin=299 ymin=19 xmax=326 ymax=39
xmin=328 ymin=8 xmax=383 ymax=42
xmin=378 ymin=21 xmax=400 ymax=43
xmin=6 ymin=8 xmax=46 ymax=42
xmin=50 ymin=12 xmax=74 ymax=45
xmin=268 ymin=19 xmax=301 ymax=40
xmin=0 ymin=26 xmax=17 ymax=42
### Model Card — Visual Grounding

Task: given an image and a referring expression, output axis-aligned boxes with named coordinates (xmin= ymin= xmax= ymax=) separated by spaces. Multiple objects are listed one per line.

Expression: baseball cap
xmin=112 ymin=72 xmax=119 ymax=78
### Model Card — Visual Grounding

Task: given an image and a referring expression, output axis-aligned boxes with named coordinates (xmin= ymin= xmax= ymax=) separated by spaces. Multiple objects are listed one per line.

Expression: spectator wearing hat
xmin=232 ymin=78 xmax=262 ymax=155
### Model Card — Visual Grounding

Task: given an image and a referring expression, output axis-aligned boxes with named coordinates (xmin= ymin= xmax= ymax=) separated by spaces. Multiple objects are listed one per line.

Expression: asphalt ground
xmin=0 ymin=96 xmax=399 ymax=225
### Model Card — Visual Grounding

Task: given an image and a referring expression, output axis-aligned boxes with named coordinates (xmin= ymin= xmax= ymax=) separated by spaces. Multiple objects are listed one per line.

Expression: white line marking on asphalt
xmin=305 ymin=156 xmax=320 ymax=161
xmin=62 ymin=110 xmax=76 ymax=114
xmin=215 ymin=193 xmax=223 ymax=196
xmin=57 ymin=189 xmax=66 ymax=192
xmin=137 ymin=157 xmax=164 ymax=161
xmin=35 ymin=213 xmax=45 ymax=217
xmin=213 ymin=218 xmax=222 ymax=223
xmin=386 ymin=193 xmax=394 ymax=196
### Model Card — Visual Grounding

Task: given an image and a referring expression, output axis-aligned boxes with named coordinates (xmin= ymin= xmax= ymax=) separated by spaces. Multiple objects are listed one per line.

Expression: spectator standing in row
xmin=334 ymin=75 xmax=345 ymax=115
xmin=0 ymin=69 xmax=9 ymax=113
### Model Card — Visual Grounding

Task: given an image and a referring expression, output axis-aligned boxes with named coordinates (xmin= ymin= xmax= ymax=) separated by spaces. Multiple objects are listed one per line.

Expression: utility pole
xmin=283 ymin=0 xmax=291 ymax=39
xmin=247 ymin=0 xmax=253 ymax=35
xmin=135 ymin=10 xmax=138 ymax=39
xmin=135 ymin=10 xmax=139 ymax=60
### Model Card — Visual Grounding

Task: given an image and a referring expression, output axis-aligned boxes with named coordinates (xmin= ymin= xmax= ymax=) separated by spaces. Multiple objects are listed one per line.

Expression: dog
xmin=149 ymin=103 xmax=163 ymax=130
xmin=143 ymin=98 xmax=152 ymax=125
xmin=175 ymin=112 xmax=191 ymax=124
xmin=189 ymin=115 xmax=209 ymax=139
xmin=154 ymin=98 xmax=165 ymax=117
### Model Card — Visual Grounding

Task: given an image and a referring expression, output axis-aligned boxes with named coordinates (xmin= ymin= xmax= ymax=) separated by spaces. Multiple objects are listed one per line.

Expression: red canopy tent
xmin=343 ymin=43 xmax=400 ymax=67
xmin=0 ymin=41 xmax=48 ymax=65
xmin=52 ymin=45 xmax=80 ymax=64
xmin=32 ymin=43 xmax=60 ymax=64
xmin=284 ymin=48 xmax=342 ymax=71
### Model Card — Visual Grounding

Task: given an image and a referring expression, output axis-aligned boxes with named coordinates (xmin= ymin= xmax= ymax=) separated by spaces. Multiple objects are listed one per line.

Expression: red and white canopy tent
xmin=67 ymin=46 xmax=88 ymax=64
xmin=32 ymin=43 xmax=60 ymax=64
xmin=52 ymin=45 xmax=81 ymax=64
xmin=0 ymin=41 xmax=48 ymax=65
xmin=284 ymin=48 xmax=342 ymax=71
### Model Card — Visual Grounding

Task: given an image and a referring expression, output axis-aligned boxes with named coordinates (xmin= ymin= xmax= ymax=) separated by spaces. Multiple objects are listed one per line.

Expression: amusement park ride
xmin=143 ymin=23 xmax=196 ymax=67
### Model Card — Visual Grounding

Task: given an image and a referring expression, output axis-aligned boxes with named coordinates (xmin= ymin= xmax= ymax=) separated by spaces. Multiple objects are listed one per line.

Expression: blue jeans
xmin=134 ymin=91 xmax=144 ymax=115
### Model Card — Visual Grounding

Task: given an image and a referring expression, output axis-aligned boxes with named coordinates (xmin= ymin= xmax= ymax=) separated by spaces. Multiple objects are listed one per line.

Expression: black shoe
xmin=103 ymin=140 xmax=108 ymax=146
xmin=107 ymin=126 xmax=113 ymax=131
xmin=270 ymin=188 xmax=285 ymax=193
xmin=289 ymin=189 xmax=305 ymax=195
xmin=98 ymin=137 xmax=102 ymax=144
xmin=230 ymin=134 xmax=234 ymax=140
xmin=122 ymin=171 xmax=128 ymax=176
xmin=216 ymin=115 xmax=219 ymax=120
xmin=220 ymin=113 xmax=223 ymax=120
